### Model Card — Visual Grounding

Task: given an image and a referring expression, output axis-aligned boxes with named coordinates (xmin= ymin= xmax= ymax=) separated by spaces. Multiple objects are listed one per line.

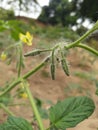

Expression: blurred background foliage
xmin=0 ymin=7 xmax=15 ymax=20
xmin=38 ymin=0 xmax=98 ymax=26
xmin=0 ymin=0 xmax=98 ymax=50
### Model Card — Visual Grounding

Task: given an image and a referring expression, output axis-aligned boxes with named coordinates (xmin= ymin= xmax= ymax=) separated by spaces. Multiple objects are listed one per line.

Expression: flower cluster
xmin=19 ymin=32 xmax=33 ymax=46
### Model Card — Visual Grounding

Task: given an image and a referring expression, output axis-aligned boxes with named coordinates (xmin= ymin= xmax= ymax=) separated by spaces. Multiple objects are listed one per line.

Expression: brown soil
xmin=0 ymin=48 xmax=98 ymax=130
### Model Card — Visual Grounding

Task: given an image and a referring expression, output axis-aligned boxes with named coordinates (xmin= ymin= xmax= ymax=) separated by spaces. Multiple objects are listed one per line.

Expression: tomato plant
xmin=0 ymin=20 xmax=98 ymax=130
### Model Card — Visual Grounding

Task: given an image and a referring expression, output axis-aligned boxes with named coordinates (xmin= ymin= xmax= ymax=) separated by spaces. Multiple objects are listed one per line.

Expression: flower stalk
xmin=23 ymin=80 xmax=45 ymax=130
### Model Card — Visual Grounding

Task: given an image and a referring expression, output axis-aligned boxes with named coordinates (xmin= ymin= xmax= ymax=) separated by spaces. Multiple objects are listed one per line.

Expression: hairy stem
xmin=17 ymin=44 xmax=23 ymax=77
xmin=0 ymin=78 xmax=21 ymax=97
xmin=24 ymin=81 xmax=45 ymax=130
xmin=76 ymin=43 xmax=98 ymax=56
xmin=23 ymin=61 xmax=45 ymax=79
xmin=0 ymin=62 xmax=45 ymax=97
xmin=66 ymin=21 xmax=98 ymax=49
xmin=0 ymin=103 xmax=15 ymax=116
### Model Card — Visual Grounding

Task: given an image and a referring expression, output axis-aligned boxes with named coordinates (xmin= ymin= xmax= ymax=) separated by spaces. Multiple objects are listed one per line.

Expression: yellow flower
xmin=19 ymin=32 xmax=33 ymax=46
xmin=20 ymin=93 xmax=28 ymax=99
xmin=1 ymin=52 xmax=7 ymax=61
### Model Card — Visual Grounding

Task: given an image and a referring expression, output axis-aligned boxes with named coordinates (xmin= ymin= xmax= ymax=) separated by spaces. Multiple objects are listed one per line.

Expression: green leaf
xmin=49 ymin=96 xmax=95 ymax=129
xmin=0 ymin=116 xmax=33 ymax=130
xmin=0 ymin=124 xmax=19 ymax=130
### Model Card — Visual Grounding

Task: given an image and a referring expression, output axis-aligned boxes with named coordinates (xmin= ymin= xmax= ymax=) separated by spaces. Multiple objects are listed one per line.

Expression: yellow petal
xmin=19 ymin=32 xmax=33 ymax=46
xmin=19 ymin=33 xmax=25 ymax=41
xmin=26 ymin=32 xmax=31 ymax=38
xmin=23 ymin=38 xmax=28 ymax=43
xmin=19 ymin=33 xmax=28 ymax=44
xmin=26 ymin=41 xmax=32 ymax=46
xmin=26 ymin=32 xmax=33 ymax=41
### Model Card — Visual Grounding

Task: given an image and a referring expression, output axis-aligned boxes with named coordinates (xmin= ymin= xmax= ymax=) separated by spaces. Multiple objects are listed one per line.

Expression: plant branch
xmin=17 ymin=44 xmax=23 ymax=77
xmin=23 ymin=81 xmax=45 ymax=130
xmin=0 ymin=103 xmax=15 ymax=116
xmin=23 ymin=61 xmax=45 ymax=79
xmin=76 ymin=43 xmax=98 ymax=56
xmin=0 ymin=78 xmax=21 ymax=97
xmin=0 ymin=61 xmax=46 ymax=97
xmin=66 ymin=21 xmax=98 ymax=49
xmin=24 ymin=49 xmax=52 ymax=57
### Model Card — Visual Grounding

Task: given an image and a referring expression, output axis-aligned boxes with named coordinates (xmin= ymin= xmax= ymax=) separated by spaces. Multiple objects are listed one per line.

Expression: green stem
xmin=0 ymin=103 xmax=15 ymax=116
xmin=24 ymin=81 xmax=45 ymax=130
xmin=24 ymin=49 xmax=52 ymax=57
xmin=23 ymin=61 xmax=45 ymax=79
xmin=51 ymin=45 xmax=59 ymax=63
xmin=17 ymin=44 xmax=23 ymax=77
xmin=0 ymin=78 xmax=21 ymax=97
xmin=41 ymin=49 xmax=52 ymax=52
xmin=66 ymin=21 xmax=98 ymax=49
xmin=59 ymin=46 xmax=64 ymax=58
xmin=8 ymin=103 xmax=27 ymax=106
xmin=0 ymin=62 xmax=45 ymax=97
xmin=76 ymin=43 xmax=98 ymax=56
